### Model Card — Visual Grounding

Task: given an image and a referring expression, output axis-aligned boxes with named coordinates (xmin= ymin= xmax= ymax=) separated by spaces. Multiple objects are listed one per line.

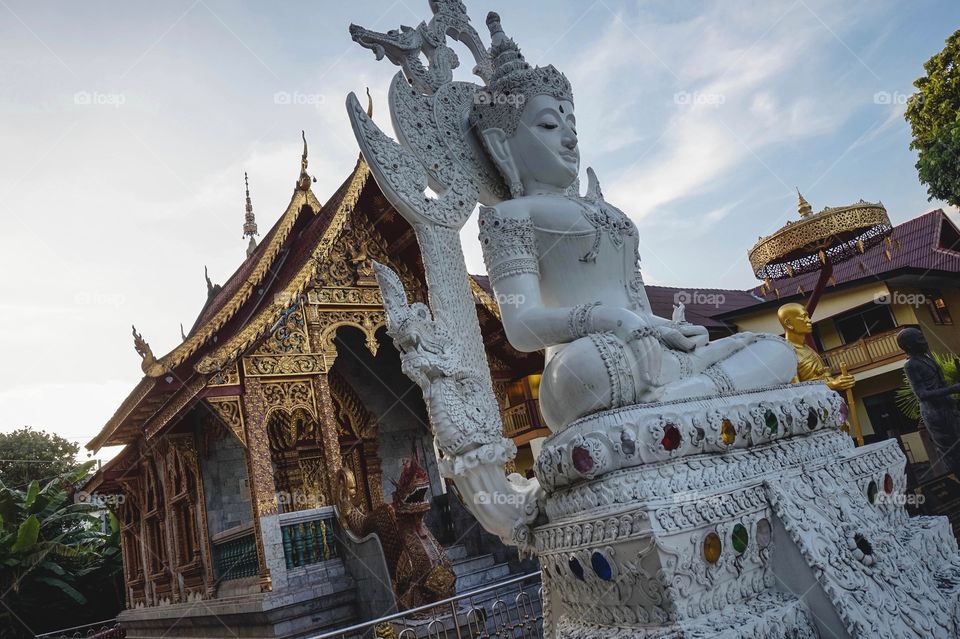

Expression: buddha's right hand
xmin=590 ymin=307 xmax=662 ymax=387
xmin=589 ymin=307 xmax=652 ymax=343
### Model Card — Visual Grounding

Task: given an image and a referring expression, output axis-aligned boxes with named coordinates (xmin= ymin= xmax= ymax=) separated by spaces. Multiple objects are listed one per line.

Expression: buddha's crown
xmin=470 ymin=12 xmax=574 ymax=135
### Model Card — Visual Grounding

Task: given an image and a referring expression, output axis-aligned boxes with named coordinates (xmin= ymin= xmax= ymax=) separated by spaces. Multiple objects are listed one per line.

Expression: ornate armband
xmin=478 ymin=207 xmax=540 ymax=285
xmin=568 ymin=302 xmax=600 ymax=339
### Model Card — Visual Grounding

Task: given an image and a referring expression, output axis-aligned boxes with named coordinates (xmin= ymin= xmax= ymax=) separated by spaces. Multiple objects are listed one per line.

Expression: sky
xmin=1 ymin=0 xmax=958 ymax=464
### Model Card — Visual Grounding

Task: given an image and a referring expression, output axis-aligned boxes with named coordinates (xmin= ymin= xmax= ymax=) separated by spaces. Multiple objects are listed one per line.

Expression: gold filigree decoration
xmin=328 ymin=370 xmax=376 ymax=439
xmin=205 ymin=396 xmax=246 ymax=447
xmin=194 ymin=161 xmax=369 ymax=374
xmin=207 ymin=363 xmax=240 ymax=387
xmin=267 ymin=410 xmax=300 ymax=452
xmin=315 ymin=310 xmax=386 ymax=357
xmin=749 ymin=199 xmax=892 ymax=279
xmin=255 ymin=303 xmax=309 ymax=355
xmin=241 ymin=379 xmax=279 ymax=517
xmin=312 ymin=206 xmax=414 ymax=291
xmin=243 ymin=353 xmax=327 ymax=377
xmin=308 ymin=287 xmax=383 ymax=306
xmin=298 ymin=456 xmax=328 ymax=508
xmin=262 ymin=380 xmax=317 ymax=420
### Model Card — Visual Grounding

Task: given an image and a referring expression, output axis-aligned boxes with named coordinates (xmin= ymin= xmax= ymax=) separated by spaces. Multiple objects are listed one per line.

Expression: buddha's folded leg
xmin=657 ymin=335 xmax=797 ymax=402
xmin=683 ymin=332 xmax=761 ymax=372
xmin=540 ymin=333 xmax=650 ymax=431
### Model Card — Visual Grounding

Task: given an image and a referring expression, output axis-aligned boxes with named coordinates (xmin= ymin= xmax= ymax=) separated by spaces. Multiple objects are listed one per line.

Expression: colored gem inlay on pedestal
xmin=569 ymin=557 xmax=585 ymax=581
xmin=591 ymin=551 xmax=613 ymax=581
xmin=721 ymin=419 xmax=736 ymax=445
xmin=756 ymin=518 xmax=772 ymax=549
xmin=732 ymin=524 xmax=749 ymax=554
xmin=884 ymin=473 xmax=894 ymax=494
xmin=704 ymin=532 xmax=722 ymax=563
xmin=807 ymin=408 xmax=818 ymax=430
xmin=662 ymin=424 xmax=682 ymax=451
xmin=765 ymin=410 xmax=779 ymax=433
xmin=868 ymin=480 xmax=878 ymax=504
xmin=572 ymin=446 xmax=594 ymax=474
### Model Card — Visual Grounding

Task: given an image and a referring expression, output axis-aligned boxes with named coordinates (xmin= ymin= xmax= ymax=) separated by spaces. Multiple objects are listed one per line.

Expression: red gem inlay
xmin=662 ymin=424 xmax=682 ymax=451
xmin=572 ymin=446 xmax=594 ymax=473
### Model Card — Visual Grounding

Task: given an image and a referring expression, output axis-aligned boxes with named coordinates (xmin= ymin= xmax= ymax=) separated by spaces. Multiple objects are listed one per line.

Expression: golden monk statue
xmin=778 ymin=303 xmax=854 ymax=391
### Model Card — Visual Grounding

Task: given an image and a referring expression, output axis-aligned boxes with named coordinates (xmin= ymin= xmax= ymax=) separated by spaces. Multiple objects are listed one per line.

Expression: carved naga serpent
xmin=337 ymin=457 xmax=456 ymax=610
xmin=345 ymin=0 xmax=544 ymax=551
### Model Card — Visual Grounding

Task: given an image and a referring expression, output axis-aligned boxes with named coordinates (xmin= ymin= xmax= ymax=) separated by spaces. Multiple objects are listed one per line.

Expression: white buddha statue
xmin=473 ymin=13 xmax=797 ymax=430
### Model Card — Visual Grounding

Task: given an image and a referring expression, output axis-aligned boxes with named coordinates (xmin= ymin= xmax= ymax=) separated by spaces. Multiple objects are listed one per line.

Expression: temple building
xmin=84 ymin=132 xmax=544 ymax=637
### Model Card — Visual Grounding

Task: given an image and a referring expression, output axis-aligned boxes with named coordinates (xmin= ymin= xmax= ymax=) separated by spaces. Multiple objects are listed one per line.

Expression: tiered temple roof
xmin=88 ymin=153 xmax=540 ymax=454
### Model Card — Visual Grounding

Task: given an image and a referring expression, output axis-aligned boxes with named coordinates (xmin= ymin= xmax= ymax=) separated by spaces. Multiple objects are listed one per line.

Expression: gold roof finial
xmin=132 ymin=325 xmax=165 ymax=376
xmin=297 ymin=130 xmax=314 ymax=191
xmin=132 ymin=325 xmax=153 ymax=361
xmin=797 ymin=188 xmax=813 ymax=218
xmin=366 ymin=87 xmax=374 ymax=118
xmin=243 ymin=171 xmax=258 ymax=256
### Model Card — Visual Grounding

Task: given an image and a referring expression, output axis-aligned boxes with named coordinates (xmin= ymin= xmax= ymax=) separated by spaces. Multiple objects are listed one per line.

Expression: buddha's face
xmin=482 ymin=94 xmax=579 ymax=195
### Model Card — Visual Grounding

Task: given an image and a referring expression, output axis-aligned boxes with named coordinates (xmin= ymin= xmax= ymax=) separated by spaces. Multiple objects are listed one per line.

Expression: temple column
xmin=311 ymin=369 xmax=343 ymax=500
xmin=240 ymin=378 xmax=280 ymax=591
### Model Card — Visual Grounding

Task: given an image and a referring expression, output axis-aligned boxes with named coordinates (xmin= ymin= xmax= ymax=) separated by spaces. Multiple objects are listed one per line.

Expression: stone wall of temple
xmin=200 ymin=431 xmax=253 ymax=537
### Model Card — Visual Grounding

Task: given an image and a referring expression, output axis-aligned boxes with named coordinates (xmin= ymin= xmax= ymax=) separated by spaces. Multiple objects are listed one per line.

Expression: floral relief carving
xmin=205 ymin=396 xmax=246 ymax=447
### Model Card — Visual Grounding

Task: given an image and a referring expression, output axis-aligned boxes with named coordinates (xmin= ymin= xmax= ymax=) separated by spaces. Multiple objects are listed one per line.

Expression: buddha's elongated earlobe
xmin=481 ymin=127 xmax=523 ymax=199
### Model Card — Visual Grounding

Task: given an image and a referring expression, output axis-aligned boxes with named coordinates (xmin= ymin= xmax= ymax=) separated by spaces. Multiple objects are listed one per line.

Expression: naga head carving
xmin=392 ymin=452 xmax=432 ymax=515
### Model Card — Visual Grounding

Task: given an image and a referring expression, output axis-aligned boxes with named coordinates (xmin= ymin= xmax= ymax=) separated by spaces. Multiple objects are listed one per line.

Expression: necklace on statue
xmin=565 ymin=195 xmax=633 ymax=262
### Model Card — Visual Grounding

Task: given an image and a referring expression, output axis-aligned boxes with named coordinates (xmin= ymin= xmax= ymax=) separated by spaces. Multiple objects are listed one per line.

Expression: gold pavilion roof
xmin=749 ymin=194 xmax=892 ymax=281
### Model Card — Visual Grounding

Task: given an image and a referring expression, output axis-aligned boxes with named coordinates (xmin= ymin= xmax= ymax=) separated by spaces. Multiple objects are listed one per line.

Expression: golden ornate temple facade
xmin=84 ymin=140 xmax=544 ymax=636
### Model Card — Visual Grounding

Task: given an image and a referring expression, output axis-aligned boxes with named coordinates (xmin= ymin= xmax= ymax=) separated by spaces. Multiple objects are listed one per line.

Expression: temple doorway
xmin=328 ymin=326 xmax=440 ymax=509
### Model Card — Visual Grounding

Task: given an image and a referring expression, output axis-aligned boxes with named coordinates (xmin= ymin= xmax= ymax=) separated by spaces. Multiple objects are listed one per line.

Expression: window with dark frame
xmin=924 ymin=289 xmax=953 ymax=325
xmin=833 ymin=303 xmax=897 ymax=344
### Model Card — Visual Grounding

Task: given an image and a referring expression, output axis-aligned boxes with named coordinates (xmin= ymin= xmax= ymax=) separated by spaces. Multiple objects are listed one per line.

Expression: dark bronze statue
xmin=897 ymin=327 xmax=960 ymax=475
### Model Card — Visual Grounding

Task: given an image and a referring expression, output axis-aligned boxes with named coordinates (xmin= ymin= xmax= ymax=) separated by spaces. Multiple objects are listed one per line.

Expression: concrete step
xmin=444 ymin=544 xmax=468 ymax=561
xmin=452 ymin=553 xmax=495 ymax=576
xmin=455 ymin=562 xmax=511 ymax=593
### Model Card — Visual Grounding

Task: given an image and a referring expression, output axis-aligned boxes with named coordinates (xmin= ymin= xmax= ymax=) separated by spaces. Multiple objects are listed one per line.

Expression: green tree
xmin=0 ymin=428 xmax=80 ymax=490
xmin=0 ymin=462 xmax=123 ymax=639
xmin=905 ymin=30 xmax=960 ymax=207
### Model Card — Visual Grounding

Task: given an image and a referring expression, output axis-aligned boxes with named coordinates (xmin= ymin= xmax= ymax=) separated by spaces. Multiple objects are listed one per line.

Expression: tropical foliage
xmin=896 ymin=351 xmax=960 ymax=421
xmin=905 ymin=30 xmax=960 ymax=207
xmin=0 ymin=461 xmax=122 ymax=639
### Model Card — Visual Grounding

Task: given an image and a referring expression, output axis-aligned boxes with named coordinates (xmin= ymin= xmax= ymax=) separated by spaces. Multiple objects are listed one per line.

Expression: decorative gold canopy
xmin=749 ymin=192 xmax=892 ymax=280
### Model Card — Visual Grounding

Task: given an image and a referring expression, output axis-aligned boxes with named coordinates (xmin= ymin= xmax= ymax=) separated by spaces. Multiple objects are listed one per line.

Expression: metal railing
xmin=821 ymin=326 xmax=910 ymax=374
xmin=35 ymin=620 xmax=124 ymax=639
xmin=310 ymin=571 xmax=543 ymax=639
